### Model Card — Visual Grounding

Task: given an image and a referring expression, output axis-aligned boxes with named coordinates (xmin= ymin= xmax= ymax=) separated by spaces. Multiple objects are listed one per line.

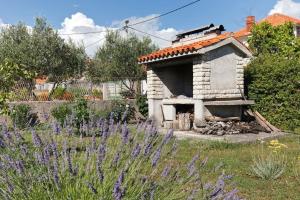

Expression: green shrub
xmin=245 ymin=55 xmax=300 ymax=131
xmin=52 ymin=86 xmax=66 ymax=100
xmin=51 ymin=104 xmax=72 ymax=126
xmin=68 ymin=87 xmax=89 ymax=99
xmin=73 ymin=98 xmax=89 ymax=135
xmin=92 ymin=89 xmax=102 ymax=98
xmin=10 ymin=104 xmax=38 ymax=129
xmin=110 ymin=99 xmax=134 ymax=122
xmin=136 ymin=94 xmax=148 ymax=117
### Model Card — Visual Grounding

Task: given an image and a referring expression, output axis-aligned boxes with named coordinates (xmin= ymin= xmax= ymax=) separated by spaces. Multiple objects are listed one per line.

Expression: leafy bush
xmin=51 ymin=104 xmax=72 ymax=127
xmin=68 ymin=87 xmax=89 ymax=99
xmin=110 ymin=99 xmax=134 ymax=122
xmin=52 ymin=86 xmax=66 ymax=100
xmin=73 ymin=98 xmax=90 ymax=135
xmin=245 ymin=55 xmax=300 ymax=131
xmin=92 ymin=89 xmax=102 ymax=99
xmin=9 ymin=104 xmax=38 ymax=129
xmin=0 ymin=117 xmax=241 ymax=199
xmin=136 ymin=94 xmax=148 ymax=117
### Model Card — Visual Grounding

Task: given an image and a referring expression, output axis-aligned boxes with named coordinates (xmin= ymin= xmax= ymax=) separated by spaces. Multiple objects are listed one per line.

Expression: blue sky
xmin=0 ymin=0 xmax=299 ymax=55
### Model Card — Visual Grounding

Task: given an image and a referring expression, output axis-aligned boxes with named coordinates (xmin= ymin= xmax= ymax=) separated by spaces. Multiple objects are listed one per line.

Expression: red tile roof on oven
xmin=234 ymin=13 xmax=300 ymax=38
xmin=138 ymin=32 xmax=232 ymax=63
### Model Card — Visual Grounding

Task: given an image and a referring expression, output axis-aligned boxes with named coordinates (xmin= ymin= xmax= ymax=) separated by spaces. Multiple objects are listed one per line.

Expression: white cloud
xmin=58 ymin=12 xmax=111 ymax=57
xmin=0 ymin=12 xmax=179 ymax=57
xmin=58 ymin=12 xmax=179 ymax=57
xmin=269 ymin=0 xmax=300 ymax=18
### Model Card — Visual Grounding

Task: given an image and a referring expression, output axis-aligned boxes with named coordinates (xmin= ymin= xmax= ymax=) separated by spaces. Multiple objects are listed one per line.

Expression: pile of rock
xmin=194 ymin=120 xmax=267 ymax=135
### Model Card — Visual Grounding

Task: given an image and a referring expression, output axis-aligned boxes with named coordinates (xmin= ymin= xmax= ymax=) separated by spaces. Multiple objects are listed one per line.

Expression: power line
xmin=85 ymin=37 xmax=106 ymax=49
xmin=84 ymin=28 xmax=125 ymax=49
xmin=128 ymin=0 xmax=201 ymax=27
xmin=127 ymin=26 xmax=171 ymax=42
xmin=59 ymin=0 xmax=201 ymax=36
xmin=59 ymin=30 xmax=108 ymax=36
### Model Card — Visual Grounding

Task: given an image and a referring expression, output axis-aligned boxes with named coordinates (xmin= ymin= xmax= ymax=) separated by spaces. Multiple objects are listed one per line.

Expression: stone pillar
xmin=147 ymin=68 xmax=164 ymax=123
xmin=194 ymin=100 xmax=205 ymax=123
xmin=102 ymin=83 xmax=109 ymax=100
xmin=192 ymin=55 xmax=207 ymax=123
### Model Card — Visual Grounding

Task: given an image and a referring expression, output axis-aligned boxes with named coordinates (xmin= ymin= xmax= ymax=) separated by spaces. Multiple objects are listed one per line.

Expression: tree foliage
xmin=0 ymin=60 xmax=35 ymax=113
xmin=0 ymin=17 xmax=87 ymax=83
xmin=249 ymin=22 xmax=300 ymax=56
xmin=88 ymin=31 xmax=157 ymax=93
xmin=246 ymin=22 xmax=300 ymax=131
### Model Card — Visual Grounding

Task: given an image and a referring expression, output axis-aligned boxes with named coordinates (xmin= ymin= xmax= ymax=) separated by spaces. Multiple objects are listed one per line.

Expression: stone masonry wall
xmin=147 ymin=68 xmax=163 ymax=99
xmin=193 ymin=47 xmax=250 ymax=100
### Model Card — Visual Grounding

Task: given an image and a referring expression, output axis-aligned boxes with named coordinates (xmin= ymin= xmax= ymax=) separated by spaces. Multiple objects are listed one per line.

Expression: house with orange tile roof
xmin=138 ymin=24 xmax=253 ymax=129
xmin=234 ymin=13 xmax=300 ymax=46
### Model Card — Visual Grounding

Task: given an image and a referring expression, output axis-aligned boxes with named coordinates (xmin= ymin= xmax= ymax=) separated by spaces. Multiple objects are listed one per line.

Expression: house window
xmin=296 ymin=26 xmax=300 ymax=37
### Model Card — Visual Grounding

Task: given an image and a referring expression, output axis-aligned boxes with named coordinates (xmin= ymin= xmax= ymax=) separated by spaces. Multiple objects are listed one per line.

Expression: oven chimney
xmin=246 ymin=16 xmax=255 ymax=32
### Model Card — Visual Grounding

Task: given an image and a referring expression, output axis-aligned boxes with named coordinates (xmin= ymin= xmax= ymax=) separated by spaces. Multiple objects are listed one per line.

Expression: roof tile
xmin=139 ymin=33 xmax=231 ymax=63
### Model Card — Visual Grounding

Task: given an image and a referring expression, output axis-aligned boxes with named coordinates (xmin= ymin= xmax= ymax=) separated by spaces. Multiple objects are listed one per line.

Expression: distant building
xmin=234 ymin=13 xmax=300 ymax=46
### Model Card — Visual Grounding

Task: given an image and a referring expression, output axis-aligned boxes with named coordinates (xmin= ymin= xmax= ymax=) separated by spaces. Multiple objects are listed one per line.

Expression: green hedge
xmin=245 ymin=55 xmax=300 ymax=132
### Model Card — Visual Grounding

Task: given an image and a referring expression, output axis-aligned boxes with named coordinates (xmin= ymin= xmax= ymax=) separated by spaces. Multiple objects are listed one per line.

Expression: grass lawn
xmin=12 ymin=125 xmax=300 ymax=199
xmin=176 ymin=134 xmax=300 ymax=200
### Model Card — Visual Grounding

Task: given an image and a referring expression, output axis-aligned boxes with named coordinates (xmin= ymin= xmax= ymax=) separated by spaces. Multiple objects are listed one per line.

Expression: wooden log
xmin=254 ymin=111 xmax=281 ymax=132
xmin=205 ymin=116 xmax=240 ymax=122
xmin=252 ymin=112 xmax=272 ymax=132
xmin=178 ymin=113 xmax=191 ymax=131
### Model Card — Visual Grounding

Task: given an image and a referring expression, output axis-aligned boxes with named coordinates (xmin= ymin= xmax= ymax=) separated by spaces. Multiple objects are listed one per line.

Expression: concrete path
xmin=162 ymin=129 xmax=289 ymax=143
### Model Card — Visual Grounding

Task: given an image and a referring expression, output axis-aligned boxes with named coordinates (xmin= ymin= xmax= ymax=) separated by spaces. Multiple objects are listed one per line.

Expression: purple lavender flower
xmin=96 ymin=164 xmax=104 ymax=183
xmin=85 ymin=147 xmax=91 ymax=161
xmin=86 ymin=182 xmax=98 ymax=194
xmin=3 ymin=128 xmax=13 ymax=144
xmin=162 ymin=129 xmax=174 ymax=145
xmin=31 ymin=129 xmax=43 ymax=148
xmin=15 ymin=160 xmax=24 ymax=175
xmin=151 ymin=148 xmax=161 ymax=167
xmin=223 ymin=188 xmax=240 ymax=200
xmin=131 ymin=143 xmax=141 ymax=159
xmin=0 ymin=137 xmax=6 ymax=148
xmin=161 ymin=165 xmax=171 ymax=177
xmin=6 ymin=179 xmax=14 ymax=193
xmin=43 ymin=144 xmax=51 ymax=165
xmin=67 ymin=125 xmax=73 ymax=136
xmin=112 ymin=151 xmax=121 ymax=167
xmin=91 ymin=133 xmax=96 ymax=151
xmin=97 ymin=144 xmax=106 ymax=164
xmin=96 ymin=144 xmax=106 ymax=182
xmin=66 ymin=150 xmax=73 ymax=175
xmin=53 ymin=122 xmax=61 ymax=135
xmin=187 ymin=189 xmax=198 ymax=200
xmin=121 ymin=123 xmax=130 ymax=144
xmin=52 ymin=158 xmax=60 ymax=189
xmin=210 ymin=174 xmax=226 ymax=198
xmin=13 ymin=130 xmax=24 ymax=142
xmin=187 ymin=154 xmax=199 ymax=176
xmin=113 ymin=171 xmax=125 ymax=200
xmin=149 ymin=182 xmax=157 ymax=200
xmin=144 ymin=142 xmax=153 ymax=156
xmin=51 ymin=140 xmax=59 ymax=166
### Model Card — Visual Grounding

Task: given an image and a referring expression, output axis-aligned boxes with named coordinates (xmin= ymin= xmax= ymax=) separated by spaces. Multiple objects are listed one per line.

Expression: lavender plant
xmin=0 ymin=114 xmax=241 ymax=200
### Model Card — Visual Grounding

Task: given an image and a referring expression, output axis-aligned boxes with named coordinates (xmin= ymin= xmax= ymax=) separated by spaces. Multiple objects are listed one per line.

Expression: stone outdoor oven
xmin=138 ymin=25 xmax=253 ymax=129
